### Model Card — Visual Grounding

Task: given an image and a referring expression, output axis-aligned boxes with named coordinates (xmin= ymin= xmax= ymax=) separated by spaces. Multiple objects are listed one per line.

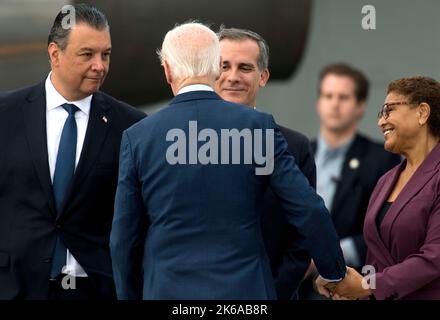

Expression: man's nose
xmin=226 ymin=69 xmax=240 ymax=83
xmin=91 ymin=55 xmax=106 ymax=72
xmin=328 ymin=97 xmax=340 ymax=109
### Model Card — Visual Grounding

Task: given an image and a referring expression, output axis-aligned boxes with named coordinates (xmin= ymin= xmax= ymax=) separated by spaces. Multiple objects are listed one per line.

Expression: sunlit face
xmin=215 ymin=39 xmax=269 ymax=108
xmin=49 ymin=23 xmax=111 ymax=101
xmin=378 ymin=91 xmax=421 ymax=154
xmin=317 ymin=74 xmax=365 ymax=133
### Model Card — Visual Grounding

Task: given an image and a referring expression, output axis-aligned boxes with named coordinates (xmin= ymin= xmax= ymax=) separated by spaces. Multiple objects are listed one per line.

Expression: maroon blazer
xmin=364 ymin=143 xmax=440 ymax=300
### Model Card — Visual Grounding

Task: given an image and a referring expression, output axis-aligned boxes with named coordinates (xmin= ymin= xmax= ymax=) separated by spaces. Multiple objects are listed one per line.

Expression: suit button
xmin=56 ymin=224 xmax=61 ymax=229
xmin=44 ymin=258 xmax=52 ymax=263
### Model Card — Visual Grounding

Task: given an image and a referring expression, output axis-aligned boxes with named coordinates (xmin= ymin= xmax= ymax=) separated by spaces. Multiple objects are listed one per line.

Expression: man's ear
xmin=163 ymin=61 xmax=173 ymax=85
xmin=48 ymin=42 xmax=61 ymax=67
xmin=418 ymin=102 xmax=431 ymax=125
xmin=259 ymin=68 xmax=270 ymax=88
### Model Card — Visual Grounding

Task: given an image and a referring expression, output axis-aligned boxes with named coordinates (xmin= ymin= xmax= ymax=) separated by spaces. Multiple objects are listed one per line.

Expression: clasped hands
xmin=315 ymin=267 xmax=372 ymax=300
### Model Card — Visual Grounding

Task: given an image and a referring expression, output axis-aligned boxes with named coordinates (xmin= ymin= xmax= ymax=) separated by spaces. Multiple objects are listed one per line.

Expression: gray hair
xmin=217 ymin=27 xmax=269 ymax=71
xmin=48 ymin=3 xmax=109 ymax=51
xmin=157 ymin=22 xmax=220 ymax=81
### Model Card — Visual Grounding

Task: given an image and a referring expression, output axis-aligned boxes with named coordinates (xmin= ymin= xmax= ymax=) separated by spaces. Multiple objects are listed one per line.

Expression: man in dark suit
xmin=0 ymin=4 xmax=145 ymax=299
xmin=300 ymin=63 xmax=400 ymax=299
xmin=110 ymin=22 xmax=348 ymax=300
xmin=214 ymin=27 xmax=314 ymax=299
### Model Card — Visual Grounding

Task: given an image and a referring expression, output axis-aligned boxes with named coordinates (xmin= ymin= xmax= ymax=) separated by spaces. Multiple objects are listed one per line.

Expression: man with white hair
xmin=110 ymin=22 xmax=349 ymax=300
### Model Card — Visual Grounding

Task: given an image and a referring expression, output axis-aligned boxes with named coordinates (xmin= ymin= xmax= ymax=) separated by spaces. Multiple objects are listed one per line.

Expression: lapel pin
xmin=102 ymin=116 xmax=108 ymax=123
xmin=349 ymin=158 xmax=360 ymax=170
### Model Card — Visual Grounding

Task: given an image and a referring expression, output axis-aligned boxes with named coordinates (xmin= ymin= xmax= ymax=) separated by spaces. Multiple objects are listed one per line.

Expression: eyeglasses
xmin=377 ymin=101 xmax=411 ymax=120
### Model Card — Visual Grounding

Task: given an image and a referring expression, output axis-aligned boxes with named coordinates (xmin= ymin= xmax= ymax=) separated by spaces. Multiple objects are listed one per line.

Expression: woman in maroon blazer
xmin=331 ymin=76 xmax=440 ymax=300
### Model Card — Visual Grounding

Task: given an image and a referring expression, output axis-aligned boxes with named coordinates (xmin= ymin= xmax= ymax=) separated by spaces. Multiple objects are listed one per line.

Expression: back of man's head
xmin=48 ymin=3 xmax=109 ymax=51
xmin=157 ymin=22 xmax=220 ymax=82
xmin=318 ymin=63 xmax=369 ymax=103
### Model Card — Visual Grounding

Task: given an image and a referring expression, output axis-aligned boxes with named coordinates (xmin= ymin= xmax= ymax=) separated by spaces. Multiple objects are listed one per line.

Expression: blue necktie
xmin=50 ymin=103 xmax=79 ymax=278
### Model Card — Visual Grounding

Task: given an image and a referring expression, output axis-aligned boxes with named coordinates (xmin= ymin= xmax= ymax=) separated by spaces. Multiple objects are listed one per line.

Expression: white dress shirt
xmin=177 ymin=83 xmax=214 ymax=94
xmin=315 ymin=135 xmax=360 ymax=267
xmin=45 ymin=73 xmax=91 ymax=277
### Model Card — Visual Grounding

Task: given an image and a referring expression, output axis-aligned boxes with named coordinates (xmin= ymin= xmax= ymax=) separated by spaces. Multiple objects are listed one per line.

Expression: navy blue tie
xmin=50 ymin=103 xmax=79 ymax=278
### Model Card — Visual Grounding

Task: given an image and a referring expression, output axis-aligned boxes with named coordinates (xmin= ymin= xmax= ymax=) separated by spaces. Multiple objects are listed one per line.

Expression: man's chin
xmin=83 ymin=84 xmax=101 ymax=95
xmin=326 ymin=122 xmax=353 ymax=134
xmin=221 ymin=94 xmax=245 ymax=105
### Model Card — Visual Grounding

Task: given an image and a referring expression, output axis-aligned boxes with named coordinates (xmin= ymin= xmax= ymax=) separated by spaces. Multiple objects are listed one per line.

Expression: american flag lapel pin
xmin=102 ymin=115 xmax=108 ymax=124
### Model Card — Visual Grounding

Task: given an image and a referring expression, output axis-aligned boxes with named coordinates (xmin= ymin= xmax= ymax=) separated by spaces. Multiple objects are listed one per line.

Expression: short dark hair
xmin=217 ymin=27 xmax=269 ymax=71
xmin=387 ymin=76 xmax=440 ymax=138
xmin=48 ymin=3 xmax=109 ymax=51
xmin=318 ymin=63 xmax=369 ymax=102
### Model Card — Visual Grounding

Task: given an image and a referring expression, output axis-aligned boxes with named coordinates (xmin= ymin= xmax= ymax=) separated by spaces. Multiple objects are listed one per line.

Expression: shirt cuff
xmin=318 ymin=273 xmax=344 ymax=283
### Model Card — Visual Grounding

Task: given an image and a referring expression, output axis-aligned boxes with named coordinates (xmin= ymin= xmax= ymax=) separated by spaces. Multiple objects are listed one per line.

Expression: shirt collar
xmin=45 ymin=72 xmax=92 ymax=115
xmin=317 ymin=134 xmax=354 ymax=157
xmin=177 ymin=84 xmax=214 ymax=95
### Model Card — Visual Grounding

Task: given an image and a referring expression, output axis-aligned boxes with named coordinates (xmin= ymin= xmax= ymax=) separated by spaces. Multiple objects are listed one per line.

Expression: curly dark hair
xmin=387 ymin=76 xmax=440 ymax=138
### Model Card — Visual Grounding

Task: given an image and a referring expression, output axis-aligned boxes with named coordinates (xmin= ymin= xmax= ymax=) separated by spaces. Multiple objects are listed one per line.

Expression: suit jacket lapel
xmin=58 ymin=92 xmax=112 ymax=217
xmin=331 ymin=135 xmax=364 ymax=215
xmin=22 ymin=82 xmax=57 ymax=217
xmin=364 ymin=164 xmax=402 ymax=266
xmin=380 ymin=144 xmax=440 ymax=248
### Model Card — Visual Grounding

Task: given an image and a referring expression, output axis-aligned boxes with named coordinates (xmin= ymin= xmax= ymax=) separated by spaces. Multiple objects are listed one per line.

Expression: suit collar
xmin=44 ymin=73 xmax=92 ymax=115
xmin=377 ymin=143 xmax=440 ymax=248
xmin=365 ymin=142 xmax=440 ymax=266
xmin=169 ymin=90 xmax=223 ymax=106
xmin=23 ymin=83 xmax=112 ymax=219
xmin=330 ymin=134 xmax=367 ymax=213
xmin=364 ymin=164 xmax=402 ymax=266
xmin=177 ymin=84 xmax=214 ymax=95
xmin=22 ymin=81 xmax=57 ymax=217
xmin=58 ymin=91 xmax=112 ymax=219
xmin=316 ymin=134 xmax=354 ymax=157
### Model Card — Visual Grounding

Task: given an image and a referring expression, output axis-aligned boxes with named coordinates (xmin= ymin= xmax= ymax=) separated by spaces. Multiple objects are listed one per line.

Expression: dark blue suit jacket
xmin=110 ymin=90 xmax=345 ymax=300
xmin=0 ymin=82 xmax=145 ymax=299
xmin=262 ymin=126 xmax=315 ymax=299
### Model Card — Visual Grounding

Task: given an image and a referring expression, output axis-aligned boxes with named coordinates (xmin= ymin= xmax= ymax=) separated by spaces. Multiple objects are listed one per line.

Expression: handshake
xmin=314 ymin=267 xmax=373 ymax=300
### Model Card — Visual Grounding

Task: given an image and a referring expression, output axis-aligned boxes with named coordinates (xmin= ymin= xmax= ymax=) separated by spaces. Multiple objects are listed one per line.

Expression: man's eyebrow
xmin=239 ymin=62 xmax=255 ymax=68
xmin=78 ymin=47 xmax=112 ymax=52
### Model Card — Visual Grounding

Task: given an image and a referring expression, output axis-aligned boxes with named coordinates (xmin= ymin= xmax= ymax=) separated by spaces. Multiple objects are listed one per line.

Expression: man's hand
xmin=332 ymin=267 xmax=372 ymax=300
xmin=314 ymin=276 xmax=338 ymax=298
